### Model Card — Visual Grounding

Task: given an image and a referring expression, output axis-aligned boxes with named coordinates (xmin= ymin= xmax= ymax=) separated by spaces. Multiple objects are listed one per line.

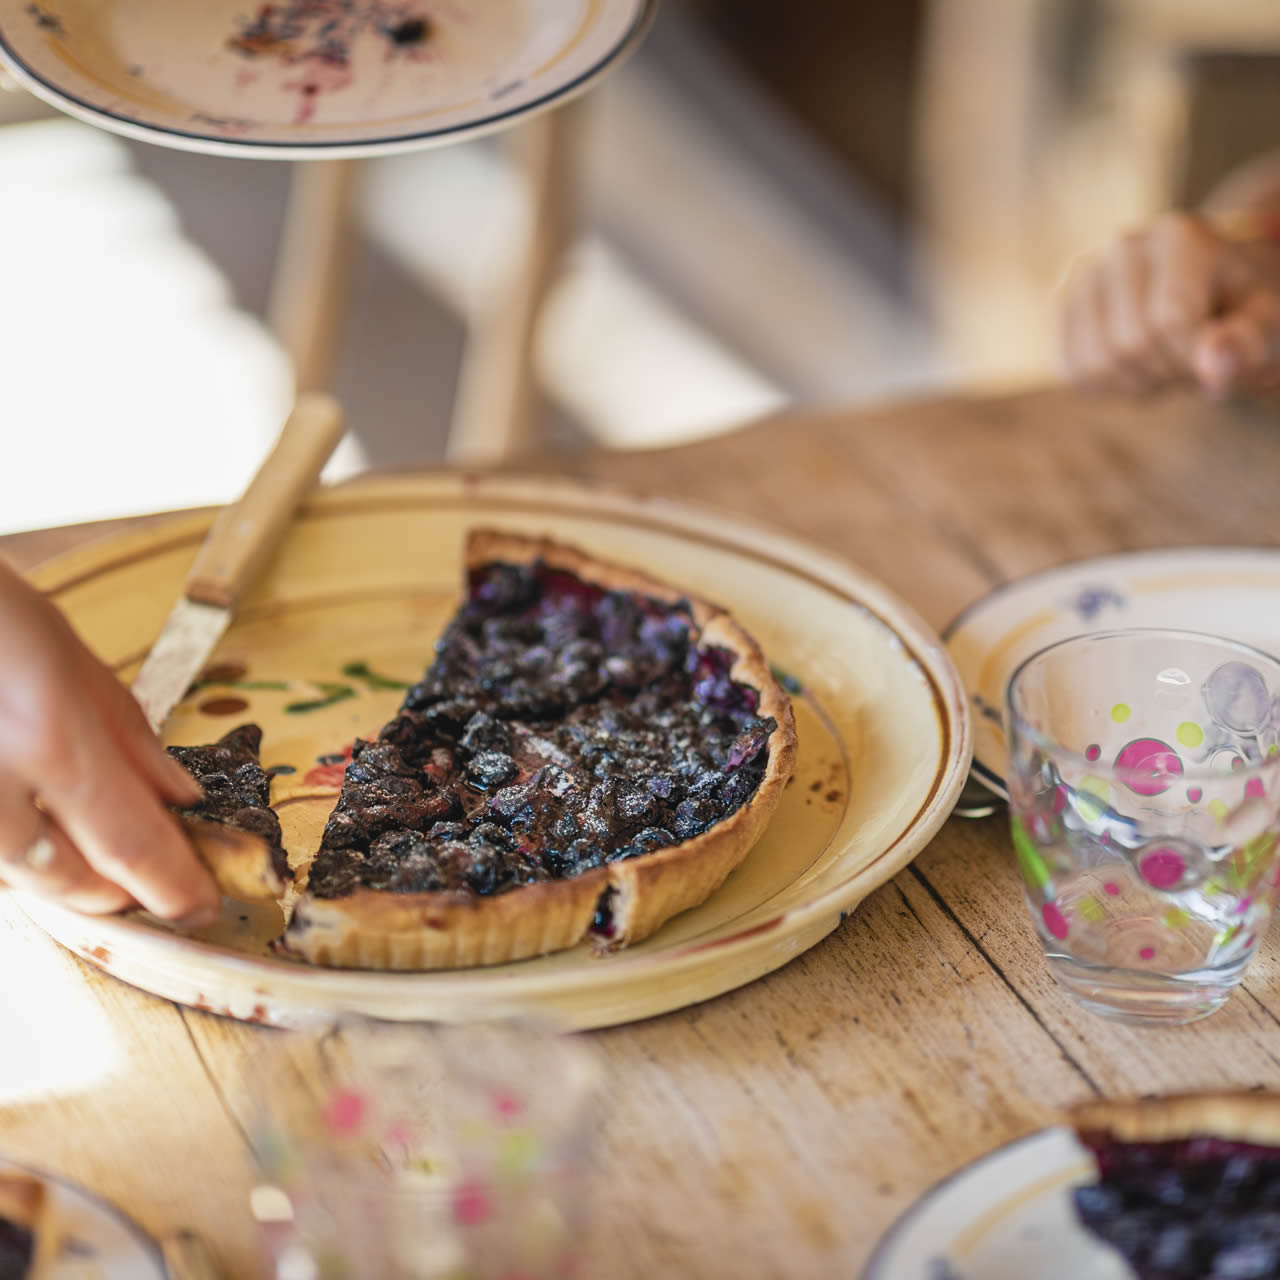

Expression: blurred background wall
xmin=3 ymin=0 xmax=1280 ymax=530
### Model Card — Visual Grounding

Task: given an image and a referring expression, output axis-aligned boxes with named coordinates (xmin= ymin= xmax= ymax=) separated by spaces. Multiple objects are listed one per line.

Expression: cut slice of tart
xmin=1069 ymin=1092 xmax=1280 ymax=1279
xmin=281 ymin=531 xmax=797 ymax=969
xmin=0 ymin=1171 xmax=55 ymax=1280
xmin=168 ymin=724 xmax=291 ymax=903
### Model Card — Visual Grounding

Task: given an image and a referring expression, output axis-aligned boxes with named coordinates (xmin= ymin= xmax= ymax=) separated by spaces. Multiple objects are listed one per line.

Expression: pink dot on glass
xmin=1188 ymin=787 xmax=1203 ymax=804
xmin=1042 ymin=902 xmax=1070 ymax=940
xmin=1246 ymin=777 xmax=1266 ymax=799
xmin=1139 ymin=847 xmax=1186 ymax=890
xmin=1233 ymin=756 xmax=1246 ymax=772
xmin=1115 ymin=738 xmax=1183 ymax=796
xmin=325 ymin=1089 xmax=366 ymax=1136
xmin=453 ymin=1181 xmax=493 ymax=1226
xmin=1052 ymin=786 xmax=1068 ymax=815
xmin=1139 ymin=946 xmax=1156 ymax=961
xmin=1103 ymin=881 xmax=1121 ymax=896
xmin=493 ymin=1090 xmax=525 ymax=1120
xmin=1246 ymin=934 xmax=1258 ymax=949
xmin=1085 ymin=744 xmax=1100 ymax=762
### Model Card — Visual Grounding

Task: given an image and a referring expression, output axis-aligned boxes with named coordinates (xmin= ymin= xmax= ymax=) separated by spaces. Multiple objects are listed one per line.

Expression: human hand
xmin=0 ymin=558 xmax=221 ymax=924
xmin=1060 ymin=212 xmax=1280 ymax=396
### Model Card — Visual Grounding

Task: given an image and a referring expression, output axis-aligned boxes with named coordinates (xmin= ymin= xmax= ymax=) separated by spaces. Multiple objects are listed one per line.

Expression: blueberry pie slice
xmin=0 ymin=1172 xmax=54 ymax=1280
xmin=282 ymin=531 xmax=797 ymax=969
xmin=168 ymin=724 xmax=292 ymax=903
xmin=1071 ymin=1092 xmax=1280 ymax=1278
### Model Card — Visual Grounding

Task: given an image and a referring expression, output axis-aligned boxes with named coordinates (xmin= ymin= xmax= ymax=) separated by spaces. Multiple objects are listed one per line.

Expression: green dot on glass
xmin=1176 ymin=721 xmax=1204 ymax=748
xmin=1075 ymin=776 xmax=1110 ymax=824
xmin=499 ymin=1130 xmax=541 ymax=1176
xmin=1078 ymin=897 xmax=1105 ymax=924
xmin=1111 ymin=703 xmax=1131 ymax=724
xmin=1011 ymin=818 xmax=1050 ymax=892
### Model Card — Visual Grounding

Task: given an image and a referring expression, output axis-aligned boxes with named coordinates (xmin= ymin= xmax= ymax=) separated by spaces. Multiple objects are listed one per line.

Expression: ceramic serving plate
xmin=945 ymin=547 xmax=1280 ymax=800
xmin=862 ymin=1128 xmax=1130 ymax=1280
xmin=0 ymin=1156 xmax=165 ymax=1279
xmin=0 ymin=0 xmax=654 ymax=158
xmin=20 ymin=473 xmax=969 ymax=1030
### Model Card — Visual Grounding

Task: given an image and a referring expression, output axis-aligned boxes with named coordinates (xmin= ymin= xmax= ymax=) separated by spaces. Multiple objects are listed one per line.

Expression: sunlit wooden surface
xmin=5 ymin=385 xmax=1280 ymax=1276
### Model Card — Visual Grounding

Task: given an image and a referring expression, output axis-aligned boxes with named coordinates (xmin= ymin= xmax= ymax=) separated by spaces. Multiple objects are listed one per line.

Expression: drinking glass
xmin=246 ymin=1016 xmax=602 ymax=1279
xmin=1006 ymin=629 xmax=1280 ymax=1024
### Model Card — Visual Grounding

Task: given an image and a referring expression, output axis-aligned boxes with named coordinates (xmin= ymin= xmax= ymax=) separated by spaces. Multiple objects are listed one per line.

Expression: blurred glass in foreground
xmin=245 ymin=1017 xmax=603 ymax=1279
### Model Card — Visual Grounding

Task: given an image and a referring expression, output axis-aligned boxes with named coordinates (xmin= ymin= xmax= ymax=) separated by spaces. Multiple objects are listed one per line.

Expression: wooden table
xmin=6 ymin=385 xmax=1280 ymax=1277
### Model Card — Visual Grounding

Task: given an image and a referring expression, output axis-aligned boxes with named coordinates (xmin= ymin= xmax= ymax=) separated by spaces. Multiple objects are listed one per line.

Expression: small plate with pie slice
xmin=18 ymin=473 xmax=970 ymax=1029
xmin=0 ymin=0 xmax=654 ymax=158
xmin=860 ymin=1128 xmax=1128 ymax=1280
xmin=0 ymin=1158 xmax=166 ymax=1279
xmin=865 ymin=1091 xmax=1280 ymax=1279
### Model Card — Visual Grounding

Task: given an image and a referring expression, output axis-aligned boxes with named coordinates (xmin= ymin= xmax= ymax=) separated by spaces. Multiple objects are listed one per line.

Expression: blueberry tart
xmin=281 ymin=531 xmax=798 ymax=969
xmin=1071 ymin=1092 xmax=1280 ymax=1278
xmin=168 ymin=724 xmax=291 ymax=903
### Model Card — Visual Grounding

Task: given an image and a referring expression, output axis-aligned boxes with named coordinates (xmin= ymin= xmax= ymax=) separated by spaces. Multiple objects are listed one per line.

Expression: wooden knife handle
xmin=185 ymin=392 xmax=345 ymax=610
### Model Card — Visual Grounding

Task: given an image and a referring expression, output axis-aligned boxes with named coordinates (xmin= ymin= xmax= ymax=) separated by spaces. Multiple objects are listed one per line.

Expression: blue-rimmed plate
xmin=861 ymin=1127 xmax=1129 ymax=1280
xmin=0 ymin=1156 xmax=166 ymax=1278
xmin=944 ymin=548 xmax=1280 ymax=799
xmin=0 ymin=0 xmax=655 ymax=158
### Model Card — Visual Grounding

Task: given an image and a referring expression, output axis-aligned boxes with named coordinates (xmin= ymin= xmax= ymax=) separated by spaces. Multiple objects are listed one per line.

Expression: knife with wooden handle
xmin=132 ymin=392 xmax=345 ymax=732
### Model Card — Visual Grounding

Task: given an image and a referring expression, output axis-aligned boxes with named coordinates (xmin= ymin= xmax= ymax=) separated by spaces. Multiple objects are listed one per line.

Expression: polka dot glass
xmin=1005 ymin=629 xmax=1280 ymax=1024
xmin=245 ymin=1017 xmax=602 ymax=1279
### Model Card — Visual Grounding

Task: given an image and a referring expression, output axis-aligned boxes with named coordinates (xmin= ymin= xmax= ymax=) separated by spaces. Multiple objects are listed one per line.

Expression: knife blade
xmin=132 ymin=392 xmax=345 ymax=731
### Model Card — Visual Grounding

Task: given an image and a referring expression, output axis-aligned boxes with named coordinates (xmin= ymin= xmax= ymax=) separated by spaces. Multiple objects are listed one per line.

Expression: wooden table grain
xmin=5 ymin=386 xmax=1280 ymax=1278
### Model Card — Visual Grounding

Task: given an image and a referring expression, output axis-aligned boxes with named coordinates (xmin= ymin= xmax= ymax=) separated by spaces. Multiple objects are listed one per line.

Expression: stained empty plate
xmin=0 ymin=0 xmax=655 ymax=156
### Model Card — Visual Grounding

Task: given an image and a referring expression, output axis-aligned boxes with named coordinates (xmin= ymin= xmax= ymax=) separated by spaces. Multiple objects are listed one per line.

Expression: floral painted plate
xmin=944 ymin=548 xmax=1280 ymax=799
xmin=0 ymin=1156 xmax=165 ymax=1279
xmin=0 ymin=0 xmax=655 ymax=157
xmin=861 ymin=1127 xmax=1129 ymax=1280
xmin=18 ymin=472 xmax=970 ymax=1030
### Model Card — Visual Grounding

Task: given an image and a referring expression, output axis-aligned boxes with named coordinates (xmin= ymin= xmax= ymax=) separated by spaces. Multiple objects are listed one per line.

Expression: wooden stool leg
xmin=446 ymin=99 xmax=587 ymax=464
xmin=913 ymin=0 xmax=1048 ymax=378
xmin=267 ymin=158 xmax=359 ymax=395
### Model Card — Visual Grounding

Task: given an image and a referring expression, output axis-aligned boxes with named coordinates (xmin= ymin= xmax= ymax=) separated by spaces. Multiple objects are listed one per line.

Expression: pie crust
xmin=180 ymin=816 xmax=289 ymax=903
xmin=0 ymin=1172 xmax=55 ymax=1279
xmin=281 ymin=531 xmax=798 ymax=970
xmin=1070 ymin=1091 xmax=1280 ymax=1147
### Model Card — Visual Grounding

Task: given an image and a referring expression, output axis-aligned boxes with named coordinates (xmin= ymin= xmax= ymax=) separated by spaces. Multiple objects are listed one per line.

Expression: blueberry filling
xmin=305 ymin=559 xmax=776 ymax=900
xmin=168 ymin=724 xmax=291 ymax=884
xmin=1074 ymin=1133 xmax=1280 ymax=1278
xmin=0 ymin=1217 xmax=33 ymax=1280
xmin=592 ymin=888 xmax=618 ymax=939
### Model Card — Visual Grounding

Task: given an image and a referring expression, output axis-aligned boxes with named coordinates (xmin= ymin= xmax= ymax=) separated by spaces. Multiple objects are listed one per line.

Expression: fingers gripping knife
xmin=131 ymin=393 xmax=346 ymax=731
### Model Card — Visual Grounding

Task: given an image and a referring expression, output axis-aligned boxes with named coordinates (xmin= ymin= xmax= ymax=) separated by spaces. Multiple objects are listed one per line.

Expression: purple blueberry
xmin=466 ymin=750 xmax=519 ymax=791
